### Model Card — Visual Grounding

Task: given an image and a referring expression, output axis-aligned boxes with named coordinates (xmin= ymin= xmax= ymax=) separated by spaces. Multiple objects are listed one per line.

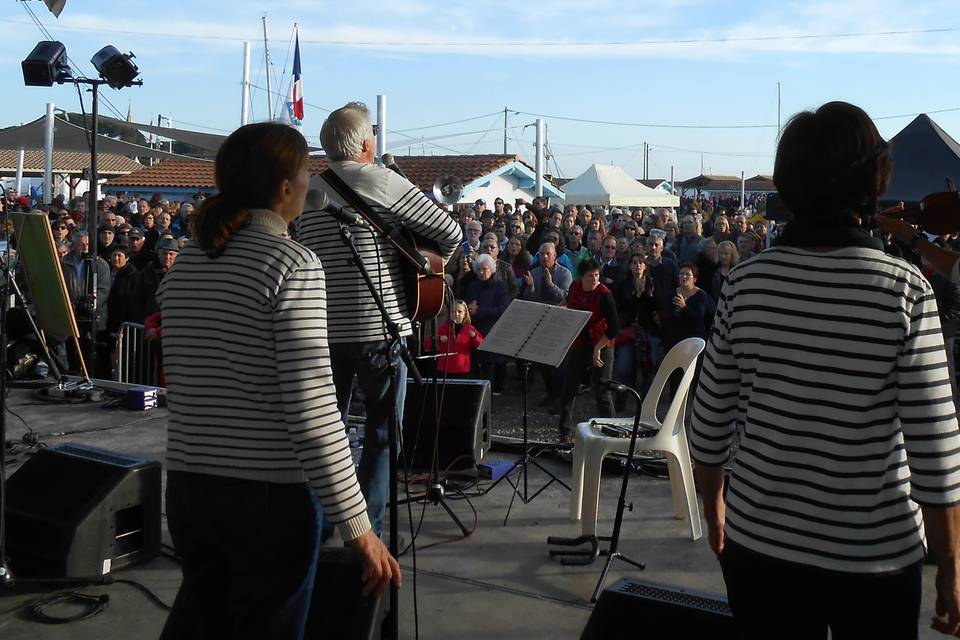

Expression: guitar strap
xmin=317 ymin=168 xmax=428 ymax=273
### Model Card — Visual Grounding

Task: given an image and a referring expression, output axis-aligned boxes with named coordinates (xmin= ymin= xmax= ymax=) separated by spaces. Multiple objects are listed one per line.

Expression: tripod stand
xmin=487 ymin=360 xmax=570 ymax=525
xmin=394 ymin=368 xmax=473 ymax=538
xmin=547 ymin=380 xmax=647 ymax=602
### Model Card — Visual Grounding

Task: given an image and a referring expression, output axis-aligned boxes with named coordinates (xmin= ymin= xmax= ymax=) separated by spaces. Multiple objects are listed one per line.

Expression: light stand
xmin=548 ymin=380 xmax=647 ymax=601
xmin=334 ymin=219 xmax=422 ymax=640
xmin=21 ymin=41 xmax=142 ymax=380
xmin=76 ymin=77 xmax=141 ymax=377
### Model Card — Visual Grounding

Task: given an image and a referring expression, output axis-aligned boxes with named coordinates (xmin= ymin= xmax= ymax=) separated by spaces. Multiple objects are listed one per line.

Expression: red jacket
xmin=424 ymin=322 xmax=484 ymax=375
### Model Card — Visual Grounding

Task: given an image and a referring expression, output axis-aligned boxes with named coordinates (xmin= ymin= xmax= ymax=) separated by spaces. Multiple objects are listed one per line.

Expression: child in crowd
xmin=424 ymin=300 xmax=484 ymax=378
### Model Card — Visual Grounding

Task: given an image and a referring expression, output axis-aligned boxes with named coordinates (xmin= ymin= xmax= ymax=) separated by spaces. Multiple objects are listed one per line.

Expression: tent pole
xmin=535 ymin=118 xmax=544 ymax=197
xmin=241 ymin=42 xmax=251 ymax=126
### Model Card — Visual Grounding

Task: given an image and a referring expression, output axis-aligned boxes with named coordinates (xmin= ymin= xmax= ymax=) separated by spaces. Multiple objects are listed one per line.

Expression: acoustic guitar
xmin=318 ymin=169 xmax=446 ymax=322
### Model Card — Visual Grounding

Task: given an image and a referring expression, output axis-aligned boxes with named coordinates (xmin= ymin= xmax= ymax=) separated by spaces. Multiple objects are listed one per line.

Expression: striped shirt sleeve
xmin=273 ymin=257 xmax=371 ymax=540
xmin=897 ymin=284 xmax=960 ymax=506
xmin=385 ymin=171 xmax=462 ymax=260
xmin=690 ymin=278 xmax=740 ymax=465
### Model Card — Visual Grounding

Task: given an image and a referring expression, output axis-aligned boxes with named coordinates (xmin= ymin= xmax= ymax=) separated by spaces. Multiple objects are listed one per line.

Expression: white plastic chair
xmin=569 ymin=337 xmax=706 ymax=540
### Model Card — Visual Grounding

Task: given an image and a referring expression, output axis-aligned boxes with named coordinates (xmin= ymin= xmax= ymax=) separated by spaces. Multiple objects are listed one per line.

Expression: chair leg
xmin=666 ymin=450 xmax=703 ymax=541
xmin=580 ymin=440 xmax=606 ymax=537
xmin=570 ymin=433 xmax=586 ymax=522
xmin=665 ymin=454 xmax=686 ymax=520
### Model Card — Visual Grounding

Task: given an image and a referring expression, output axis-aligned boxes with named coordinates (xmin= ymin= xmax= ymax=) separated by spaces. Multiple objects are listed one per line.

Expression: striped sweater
xmin=158 ymin=209 xmax=370 ymax=541
xmin=690 ymin=245 xmax=960 ymax=573
xmin=299 ymin=160 xmax=462 ymax=343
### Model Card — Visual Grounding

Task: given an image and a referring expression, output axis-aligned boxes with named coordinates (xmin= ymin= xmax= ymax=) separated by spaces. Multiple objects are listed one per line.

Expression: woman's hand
xmin=523 ymin=271 xmax=534 ymax=287
xmin=592 ymin=344 xmax=604 ymax=368
xmin=673 ymin=293 xmax=686 ymax=311
xmin=439 ymin=335 xmax=448 ymax=343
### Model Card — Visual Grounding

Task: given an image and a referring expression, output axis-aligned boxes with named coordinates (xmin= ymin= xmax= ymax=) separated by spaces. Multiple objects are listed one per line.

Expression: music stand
xmin=479 ymin=300 xmax=590 ymax=524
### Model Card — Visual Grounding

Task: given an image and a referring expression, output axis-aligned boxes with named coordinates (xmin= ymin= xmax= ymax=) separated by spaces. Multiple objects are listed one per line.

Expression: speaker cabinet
xmin=306 ymin=547 xmax=387 ymax=640
xmin=5 ymin=442 xmax=162 ymax=578
xmin=402 ymin=378 xmax=491 ymax=471
xmin=582 ymin=578 xmax=739 ymax=640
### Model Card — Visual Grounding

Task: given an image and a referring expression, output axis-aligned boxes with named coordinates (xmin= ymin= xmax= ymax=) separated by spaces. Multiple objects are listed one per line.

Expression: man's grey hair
xmin=320 ymin=102 xmax=373 ymax=161
xmin=71 ymin=229 xmax=88 ymax=242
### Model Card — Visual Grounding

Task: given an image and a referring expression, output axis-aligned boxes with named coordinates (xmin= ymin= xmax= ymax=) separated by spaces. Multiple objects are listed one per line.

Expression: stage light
xmin=90 ymin=45 xmax=139 ymax=89
xmin=21 ymin=41 xmax=73 ymax=87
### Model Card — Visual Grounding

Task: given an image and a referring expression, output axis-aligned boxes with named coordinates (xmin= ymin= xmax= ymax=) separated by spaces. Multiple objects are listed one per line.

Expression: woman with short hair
xmin=691 ymin=101 xmax=960 ymax=638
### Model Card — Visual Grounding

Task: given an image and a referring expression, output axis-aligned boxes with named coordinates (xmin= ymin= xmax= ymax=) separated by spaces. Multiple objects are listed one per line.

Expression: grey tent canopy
xmin=884 ymin=114 xmax=960 ymax=204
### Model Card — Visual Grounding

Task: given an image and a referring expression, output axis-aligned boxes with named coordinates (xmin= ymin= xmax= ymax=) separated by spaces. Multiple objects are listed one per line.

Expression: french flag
xmin=291 ymin=31 xmax=304 ymax=122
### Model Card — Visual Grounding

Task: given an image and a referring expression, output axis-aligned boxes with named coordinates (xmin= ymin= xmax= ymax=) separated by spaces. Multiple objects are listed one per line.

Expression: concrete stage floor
xmin=0 ymin=384 xmax=948 ymax=639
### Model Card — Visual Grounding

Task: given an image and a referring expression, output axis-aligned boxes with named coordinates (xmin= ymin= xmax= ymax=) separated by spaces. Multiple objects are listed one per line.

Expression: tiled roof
xmin=678 ymin=174 xmax=777 ymax=192
xmin=0 ymin=149 xmax=141 ymax=175
xmin=106 ymin=154 xmax=530 ymax=191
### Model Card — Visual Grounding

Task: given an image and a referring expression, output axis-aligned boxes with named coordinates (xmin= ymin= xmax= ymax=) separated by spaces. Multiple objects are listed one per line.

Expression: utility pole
xmin=503 ymin=107 xmax=508 ymax=155
xmin=777 ymin=81 xmax=781 ymax=134
xmin=263 ymin=15 xmax=273 ymax=120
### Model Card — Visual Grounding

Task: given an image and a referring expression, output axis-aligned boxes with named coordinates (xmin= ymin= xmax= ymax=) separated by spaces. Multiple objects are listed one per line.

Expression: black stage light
xmin=21 ymin=41 xmax=72 ymax=87
xmin=90 ymin=45 xmax=139 ymax=89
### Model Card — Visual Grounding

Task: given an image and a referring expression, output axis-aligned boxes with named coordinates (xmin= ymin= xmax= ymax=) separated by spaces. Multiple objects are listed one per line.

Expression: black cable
xmin=112 ymin=578 xmax=172 ymax=611
xmin=30 ymin=591 xmax=109 ymax=624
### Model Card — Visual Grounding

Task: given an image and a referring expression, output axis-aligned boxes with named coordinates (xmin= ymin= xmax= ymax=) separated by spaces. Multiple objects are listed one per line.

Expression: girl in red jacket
xmin=425 ymin=300 xmax=484 ymax=377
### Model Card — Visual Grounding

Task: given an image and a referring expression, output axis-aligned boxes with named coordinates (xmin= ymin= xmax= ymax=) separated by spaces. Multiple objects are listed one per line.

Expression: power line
xmin=393 ymin=111 xmax=505 ymax=133
xmin=1 ymin=19 xmax=955 ymax=48
xmin=512 ymin=109 xmax=777 ymax=130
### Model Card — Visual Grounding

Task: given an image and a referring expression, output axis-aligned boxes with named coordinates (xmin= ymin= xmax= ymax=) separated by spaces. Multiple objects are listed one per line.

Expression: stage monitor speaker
xmin=5 ymin=442 xmax=162 ymax=578
xmin=402 ymin=377 xmax=491 ymax=471
xmin=305 ymin=546 xmax=387 ymax=640
xmin=581 ymin=577 xmax=739 ymax=640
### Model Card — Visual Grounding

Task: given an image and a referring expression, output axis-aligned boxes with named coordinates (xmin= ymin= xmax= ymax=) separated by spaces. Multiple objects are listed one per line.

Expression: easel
xmin=479 ymin=300 xmax=590 ymax=524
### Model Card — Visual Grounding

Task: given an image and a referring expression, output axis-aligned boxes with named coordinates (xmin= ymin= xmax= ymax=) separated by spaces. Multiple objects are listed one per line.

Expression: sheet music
xmin=518 ymin=307 xmax=591 ymax=367
xmin=478 ymin=300 xmax=548 ymax=357
xmin=479 ymin=299 xmax=591 ymax=367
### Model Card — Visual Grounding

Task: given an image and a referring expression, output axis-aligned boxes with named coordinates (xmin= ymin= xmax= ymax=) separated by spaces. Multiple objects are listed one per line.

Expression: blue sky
xmin=3 ymin=0 xmax=959 ymax=181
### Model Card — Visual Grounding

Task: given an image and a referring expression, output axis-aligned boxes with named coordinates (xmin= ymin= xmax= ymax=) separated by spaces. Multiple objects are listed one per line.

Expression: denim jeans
xmin=326 ymin=339 xmax=407 ymax=538
xmin=161 ymin=471 xmax=321 ymax=640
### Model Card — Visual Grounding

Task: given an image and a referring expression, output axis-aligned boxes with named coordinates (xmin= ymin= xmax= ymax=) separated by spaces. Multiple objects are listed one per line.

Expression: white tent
xmin=562 ymin=163 xmax=679 ymax=207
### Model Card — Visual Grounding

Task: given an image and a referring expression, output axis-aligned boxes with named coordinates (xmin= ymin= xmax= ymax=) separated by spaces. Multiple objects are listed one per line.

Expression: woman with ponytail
xmin=158 ymin=122 xmax=399 ymax=639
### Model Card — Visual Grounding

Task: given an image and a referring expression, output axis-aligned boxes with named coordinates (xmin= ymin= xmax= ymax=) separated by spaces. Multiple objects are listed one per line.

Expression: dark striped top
xmin=158 ymin=209 xmax=370 ymax=541
xmin=690 ymin=245 xmax=960 ymax=573
xmin=299 ymin=160 xmax=462 ymax=343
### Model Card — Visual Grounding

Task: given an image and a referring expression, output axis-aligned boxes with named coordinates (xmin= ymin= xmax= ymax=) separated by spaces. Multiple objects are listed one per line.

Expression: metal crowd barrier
xmin=115 ymin=322 xmax=161 ymax=386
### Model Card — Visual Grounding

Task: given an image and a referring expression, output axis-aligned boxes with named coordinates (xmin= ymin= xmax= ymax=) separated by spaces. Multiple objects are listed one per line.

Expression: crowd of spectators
xmin=436 ymin=193 xmax=774 ymax=437
xmin=3 ymin=188 xmax=203 ymax=378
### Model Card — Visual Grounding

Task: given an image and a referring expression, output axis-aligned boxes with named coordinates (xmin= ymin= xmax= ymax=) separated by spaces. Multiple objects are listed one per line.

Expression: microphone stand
xmin=334 ymin=218 xmax=421 ymax=640
xmin=547 ymin=380 xmax=647 ymax=601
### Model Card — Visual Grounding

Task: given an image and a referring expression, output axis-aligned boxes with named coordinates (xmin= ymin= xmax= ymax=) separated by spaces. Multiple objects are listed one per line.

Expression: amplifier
xmin=305 ymin=546 xmax=387 ymax=640
xmin=5 ymin=443 xmax=162 ymax=578
xmin=581 ymin=577 xmax=739 ymax=640
xmin=402 ymin=377 xmax=491 ymax=471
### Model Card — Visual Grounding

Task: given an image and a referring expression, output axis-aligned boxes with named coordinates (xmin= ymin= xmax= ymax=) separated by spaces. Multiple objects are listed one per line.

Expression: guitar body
xmin=399 ymin=229 xmax=446 ymax=322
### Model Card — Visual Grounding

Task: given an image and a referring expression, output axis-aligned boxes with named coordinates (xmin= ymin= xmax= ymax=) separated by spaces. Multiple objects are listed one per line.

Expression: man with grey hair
xmin=300 ymin=101 xmax=462 ymax=540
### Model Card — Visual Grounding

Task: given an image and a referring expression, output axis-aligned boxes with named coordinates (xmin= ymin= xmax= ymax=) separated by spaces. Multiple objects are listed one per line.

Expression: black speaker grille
xmin=616 ymin=580 xmax=732 ymax=616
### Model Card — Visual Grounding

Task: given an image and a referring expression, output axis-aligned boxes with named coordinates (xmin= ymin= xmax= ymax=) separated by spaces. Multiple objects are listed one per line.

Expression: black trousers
xmin=558 ymin=344 xmax=615 ymax=436
xmin=719 ymin=539 xmax=922 ymax=640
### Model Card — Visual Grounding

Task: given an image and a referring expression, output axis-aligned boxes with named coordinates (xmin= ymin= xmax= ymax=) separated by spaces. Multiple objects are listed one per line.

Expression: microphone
xmin=303 ymin=189 xmax=366 ymax=226
xmin=380 ymin=153 xmax=409 ymax=181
